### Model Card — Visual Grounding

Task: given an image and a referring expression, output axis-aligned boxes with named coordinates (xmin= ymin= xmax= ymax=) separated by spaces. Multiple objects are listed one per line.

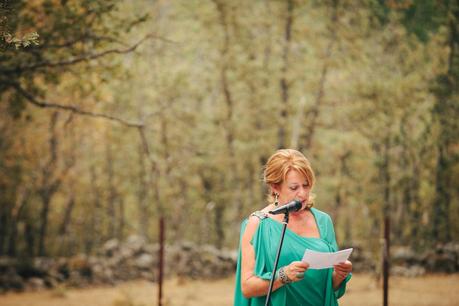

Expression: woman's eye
xmin=290 ymin=187 xmax=297 ymax=191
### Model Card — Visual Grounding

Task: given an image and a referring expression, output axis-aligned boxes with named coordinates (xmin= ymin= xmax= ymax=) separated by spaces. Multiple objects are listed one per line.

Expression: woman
xmin=234 ymin=149 xmax=352 ymax=306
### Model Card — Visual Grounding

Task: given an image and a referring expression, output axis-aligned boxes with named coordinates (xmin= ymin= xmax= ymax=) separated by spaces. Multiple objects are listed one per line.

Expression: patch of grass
xmin=49 ymin=285 xmax=68 ymax=298
xmin=112 ymin=291 xmax=145 ymax=306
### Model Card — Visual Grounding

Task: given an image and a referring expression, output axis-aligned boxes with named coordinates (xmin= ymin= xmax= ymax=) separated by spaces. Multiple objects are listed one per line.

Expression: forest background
xmin=0 ymin=0 xmax=458 ymax=270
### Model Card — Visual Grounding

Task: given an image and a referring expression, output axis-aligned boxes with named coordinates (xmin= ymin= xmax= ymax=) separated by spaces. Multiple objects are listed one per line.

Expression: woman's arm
xmin=332 ymin=260 xmax=352 ymax=290
xmin=240 ymin=216 xmax=282 ymax=297
xmin=240 ymin=216 xmax=308 ymax=298
xmin=324 ymin=213 xmax=352 ymax=290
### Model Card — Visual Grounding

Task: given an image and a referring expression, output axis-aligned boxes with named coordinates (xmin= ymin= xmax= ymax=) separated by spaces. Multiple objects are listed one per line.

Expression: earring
xmin=274 ymin=193 xmax=279 ymax=207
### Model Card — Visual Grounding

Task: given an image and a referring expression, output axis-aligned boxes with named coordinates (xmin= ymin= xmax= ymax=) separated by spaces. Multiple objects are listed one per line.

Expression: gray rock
xmin=124 ymin=235 xmax=146 ymax=255
xmin=27 ymin=277 xmax=45 ymax=290
xmin=135 ymin=253 xmax=154 ymax=269
xmin=391 ymin=265 xmax=426 ymax=277
xmin=392 ymin=246 xmax=416 ymax=262
xmin=0 ymin=269 xmax=24 ymax=291
xmin=103 ymin=239 xmax=119 ymax=257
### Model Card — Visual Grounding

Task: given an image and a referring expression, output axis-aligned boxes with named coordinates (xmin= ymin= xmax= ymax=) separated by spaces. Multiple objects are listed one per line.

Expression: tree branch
xmin=2 ymin=33 xmax=174 ymax=74
xmin=11 ymin=82 xmax=144 ymax=128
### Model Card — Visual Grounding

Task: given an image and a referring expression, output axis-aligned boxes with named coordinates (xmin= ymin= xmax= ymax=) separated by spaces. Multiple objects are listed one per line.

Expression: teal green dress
xmin=234 ymin=208 xmax=351 ymax=306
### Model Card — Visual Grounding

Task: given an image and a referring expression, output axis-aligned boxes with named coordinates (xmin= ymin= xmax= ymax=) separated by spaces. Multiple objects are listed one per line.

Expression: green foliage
xmin=401 ymin=0 xmax=447 ymax=42
xmin=0 ymin=0 xmax=457 ymax=260
xmin=3 ymin=32 xmax=39 ymax=49
xmin=371 ymin=0 xmax=447 ymax=42
xmin=0 ymin=0 xmax=148 ymax=113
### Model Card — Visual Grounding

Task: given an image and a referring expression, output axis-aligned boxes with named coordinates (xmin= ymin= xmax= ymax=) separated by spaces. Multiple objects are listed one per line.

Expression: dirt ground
xmin=0 ymin=273 xmax=458 ymax=306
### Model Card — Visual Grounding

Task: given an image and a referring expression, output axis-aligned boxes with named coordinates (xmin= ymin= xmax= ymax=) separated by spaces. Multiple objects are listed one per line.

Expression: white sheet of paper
xmin=301 ymin=248 xmax=353 ymax=269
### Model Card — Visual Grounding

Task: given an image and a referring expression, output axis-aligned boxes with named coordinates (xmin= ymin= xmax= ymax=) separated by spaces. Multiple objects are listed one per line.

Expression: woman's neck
xmin=289 ymin=209 xmax=310 ymax=221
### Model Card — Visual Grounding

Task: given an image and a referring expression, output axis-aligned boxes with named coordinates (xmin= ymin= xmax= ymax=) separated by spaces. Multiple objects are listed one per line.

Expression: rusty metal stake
xmin=158 ymin=217 xmax=165 ymax=306
xmin=383 ymin=216 xmax=390 ymax=306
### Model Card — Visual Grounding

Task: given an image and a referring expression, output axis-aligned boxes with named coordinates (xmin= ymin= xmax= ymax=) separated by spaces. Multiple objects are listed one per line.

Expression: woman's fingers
xmin=284 ymin=261 xmax=310 ymax=282
xmin=334 ymin=264 xmax=350 ymax=271
xmin=334 ymin=268 xmax=348 ymax=277
xmin=333 ymin=260 xmax=352 ymax=279
xmin=334 ymin=266 xmax=352 ymax=273
xmin=291 ymin=261 xmax=309 ymax=270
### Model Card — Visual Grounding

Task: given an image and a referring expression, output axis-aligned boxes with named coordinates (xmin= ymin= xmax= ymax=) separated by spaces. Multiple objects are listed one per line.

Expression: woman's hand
xmin=333 ymin=260 xmax=352 ymax=287
xmin=284 ymin=261 xmax=309 ymax=282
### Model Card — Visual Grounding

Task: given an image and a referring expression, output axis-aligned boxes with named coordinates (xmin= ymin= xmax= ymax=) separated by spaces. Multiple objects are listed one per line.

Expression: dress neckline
xmin=263 ymin=208 xmax=322 ymax=240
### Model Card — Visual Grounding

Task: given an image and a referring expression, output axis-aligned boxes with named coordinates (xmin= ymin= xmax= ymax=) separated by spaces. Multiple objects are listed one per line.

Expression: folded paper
xmin=302 ymin=248 xmax=353 ymax=269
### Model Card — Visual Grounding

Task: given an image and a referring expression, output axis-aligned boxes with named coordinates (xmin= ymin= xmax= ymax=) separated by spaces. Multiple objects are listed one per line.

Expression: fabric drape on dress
xmin=233 ymin=208 xmax=351 ymax=306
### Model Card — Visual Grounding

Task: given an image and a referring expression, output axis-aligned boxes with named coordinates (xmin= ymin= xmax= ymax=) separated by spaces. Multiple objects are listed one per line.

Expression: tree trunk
xmin=214 ymin=200 xmax=226 ymax=250
xmin=214 ymin=0 xmax=238 ymax=247
xmin=332 ymin=151 xmax=351 ymax=244
xmin=0 ymin=201 xmax=8 ymax=255
xmin=431 ymin=2 xmax=459 ymax=243
xmin=382 ymin=135 xmax=391 ymax=218
xmin=37 ymin=112 xmax=61 ymax=256
xmin=409 ymin=161 xmax=422 ymax=247
xmin=25 ymin=220 xmax=35 ymax=257
xmin=199 ymin=174 xmax=214 ymax=246
xmin=59 ymin=194 xmax=75 ymax=236
xmin=278 ymin=0 xmax=293 ymax=149
xmin=137 ymin=141 xmax=150 ymax=239
xmin=117 ymin=197 xmax=125 ymax=241
xmin=106 ymin=140 xmax=117 ymax=239
xmin=88 ymin=165 xmax=102 ymax=253
xmin=8 ymin=189 xmax=29 ymax=256
xmin=38 ymin=192 xmax=51 ymax=256
xmin=432 ymin=145 xmax=451 ymax=242
xmin=299 ymin=0 xmax=339 ymax=151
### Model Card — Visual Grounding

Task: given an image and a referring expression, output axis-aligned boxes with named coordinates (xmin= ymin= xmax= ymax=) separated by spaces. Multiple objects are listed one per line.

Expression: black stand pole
xmin=264 ymin=212 xmax=289 ymax=306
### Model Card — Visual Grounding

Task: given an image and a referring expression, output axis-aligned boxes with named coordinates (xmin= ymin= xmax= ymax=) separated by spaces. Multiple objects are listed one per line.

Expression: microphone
xmin=269 ymin=199 xmax=302 ymax=215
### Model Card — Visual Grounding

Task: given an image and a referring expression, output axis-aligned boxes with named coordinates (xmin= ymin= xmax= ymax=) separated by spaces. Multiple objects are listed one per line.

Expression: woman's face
xmin=274 ymin=169 xmax=311 ymax=210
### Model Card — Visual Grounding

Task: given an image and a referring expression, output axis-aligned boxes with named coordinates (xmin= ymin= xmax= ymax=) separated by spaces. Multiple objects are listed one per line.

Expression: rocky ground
xmin=1 ymin=235 xmax=458 ymax=293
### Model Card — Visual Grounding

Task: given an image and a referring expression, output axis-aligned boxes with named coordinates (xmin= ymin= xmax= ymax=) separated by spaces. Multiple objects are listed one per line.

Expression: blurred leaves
xmin=3 ymin=31 xmax=39 ymax=49
xmin=0 ymin=0 xmax=457 ymax=258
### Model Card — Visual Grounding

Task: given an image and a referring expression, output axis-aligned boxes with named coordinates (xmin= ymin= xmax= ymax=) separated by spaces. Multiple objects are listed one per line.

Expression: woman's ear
xmin=270 ymin=183 xmax=280 ymax=195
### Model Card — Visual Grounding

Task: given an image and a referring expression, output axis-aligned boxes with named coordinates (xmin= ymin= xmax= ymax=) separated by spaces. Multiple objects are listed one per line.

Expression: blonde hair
xmin=263 ymin=149 xmax=315 ymax=206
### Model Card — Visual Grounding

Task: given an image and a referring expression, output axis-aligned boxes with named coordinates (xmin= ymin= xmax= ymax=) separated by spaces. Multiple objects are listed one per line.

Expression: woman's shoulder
xmin=311 ymin=207 xmax=333 ymax=223
xmin=244 ymin=206 xmax=272 ymax=227
xmin=241 ymin=207 xmax=272 ymax=242
xmin=249 ymin=210 xmax=269 ymax=220
xmin=247 ymin=205 xmax=274 ymax=220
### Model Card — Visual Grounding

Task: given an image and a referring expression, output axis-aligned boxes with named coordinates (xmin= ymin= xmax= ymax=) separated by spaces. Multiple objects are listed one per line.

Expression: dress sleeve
xmin=324 ymin=214 xmax=339 ymax=252
xmin=334 ymin=273 xmax=352 ymax=299
xmin=234 ymin=220 xmax=250 ymax=306
xmin=324 ymin=214 xmax=352 ymax=300
xmin=250 ymin=219 xmax=274 ymax=281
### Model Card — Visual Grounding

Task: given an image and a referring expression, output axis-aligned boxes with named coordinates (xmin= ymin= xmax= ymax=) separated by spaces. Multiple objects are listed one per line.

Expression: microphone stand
xmin=264 ymin=211 xmax=289 ymax=306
